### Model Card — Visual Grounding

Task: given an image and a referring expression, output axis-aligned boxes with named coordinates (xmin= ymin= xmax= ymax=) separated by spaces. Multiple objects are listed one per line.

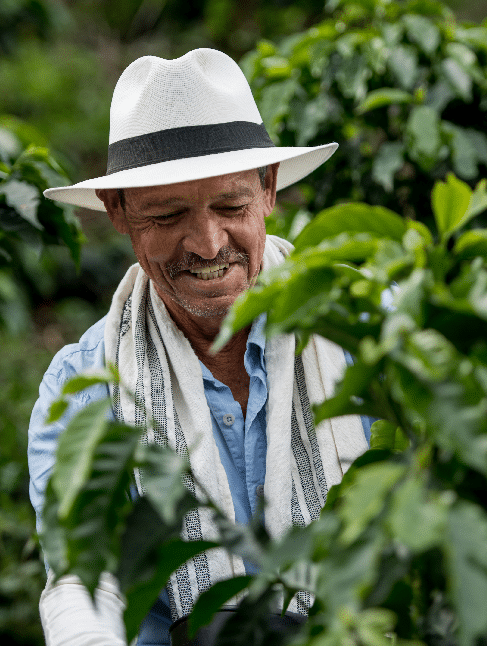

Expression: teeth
xmin=189 ymin=263 xmax=229 ymax=279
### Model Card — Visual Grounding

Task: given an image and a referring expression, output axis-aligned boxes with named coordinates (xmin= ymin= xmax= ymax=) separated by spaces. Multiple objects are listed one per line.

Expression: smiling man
xmin=28 ymin=49 xmax=371 ymax=646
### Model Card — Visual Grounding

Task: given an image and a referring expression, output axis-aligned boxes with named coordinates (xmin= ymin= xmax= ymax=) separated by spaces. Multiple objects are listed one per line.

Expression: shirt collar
xmin=200 ymin=313 xmax=267 ymax=383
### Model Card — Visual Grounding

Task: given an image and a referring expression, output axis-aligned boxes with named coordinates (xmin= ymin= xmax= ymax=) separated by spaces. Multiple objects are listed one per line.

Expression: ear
xmin=95 ymin=188 xmax=129 ymax=234
xmin=263 ymin=162 xmax=279 ymax=217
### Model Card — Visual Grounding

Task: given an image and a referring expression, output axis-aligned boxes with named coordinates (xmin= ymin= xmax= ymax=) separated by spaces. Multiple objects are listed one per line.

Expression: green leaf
xmin=432 ymin=173 xmax=472 ymax=242
xmin=466 ymin=178 xmax=487 ymax=220
xmin=1 ymin=179 xmax=42 ymax=229
xmin=388 ymin=45 xmax=418 ymax=90
xmin=52 ymin=398 xmax=112 ymax=520
xmin=258 ymin=79 xmax=298 ymax=141
xmin=313 ymin=360 xmax=384 ymax=425
xmin=61 ymin=371 xmax=113 ymax=395
xmin=356 ymin=88 xmax=414 ymax=115
xmin=188 ymin=576 xmax=252 ymax=637
xmin=406 ymin=106 xmax=441 ymax=171
xmin=442 ymin=122 xmax=478 ymax=180
xmin=370 ymin=420 xmax=409 ymax=451
xmin=39 ymin=479 xmax=69 ymax=578
xmin=293 ymin=203 xmax=406 ymax=252
xmin=124 ymin=538 xmax=218 ymax=643
xmin=441 ymin=58 xmax=472 ymax=101
xmin=445 ymin=501 xmax=487 ymax=646
xmin=140 ymin=444 xmax=192 ymax=524
xmin=46 ymin=398 xmax=69 ymax=424
xmin=372 ymin=142 xmax=405 ymax=193
xmin=338 ymin=462 xmax=406 ymax=544
xmin=387 ymin=476 xmax=448 ymax=552
xmin=64 ymin=422 xmax=138 ymax=594
xmin=402 ymin=14 xmax=440 ymax=55
xmin=336 ymin=54 xmax=370 ymax=102
xmin=454 ymin=230 xmax=487 ymax=261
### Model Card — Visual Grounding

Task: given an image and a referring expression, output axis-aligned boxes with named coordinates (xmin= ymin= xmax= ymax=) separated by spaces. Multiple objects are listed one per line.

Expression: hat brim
xmin=44 ymin=143 xmax=338 ymax=212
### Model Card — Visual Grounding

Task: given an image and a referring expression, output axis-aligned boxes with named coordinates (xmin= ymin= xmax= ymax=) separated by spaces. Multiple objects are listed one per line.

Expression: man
xmin=28 ymin=49 xmax=371 ymax=645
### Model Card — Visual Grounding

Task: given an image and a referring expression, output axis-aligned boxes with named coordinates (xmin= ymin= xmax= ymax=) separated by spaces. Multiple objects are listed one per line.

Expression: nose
xmin=181 ymin=210 xmax=228 ymax=259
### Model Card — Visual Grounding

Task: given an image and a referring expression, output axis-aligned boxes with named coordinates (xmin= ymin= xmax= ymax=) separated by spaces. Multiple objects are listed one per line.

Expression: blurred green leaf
xmin=406 ymin=106 xmax=441 ymax=171
xmin=445 ymin=502 xmax=487 ymax=646
xmin=441 ymin=58 xmax=472 ymax=101
xmin=372 ymin=142 xmax=405 ymax=193
xmin=370 ymin=420 xmax=409 ymax=451
xmin=388 ymin=45 xmax=418 ymax=90
xmin=46 ymin=398 xmax=69 ymax=424
xmin=124 ymin=538 xmax=218 ymax=643
xmin=294 ymin=203 xmax=406 ymax=252
xmin=356 ymin=89 xmax=414 ymax=115
xmin=189 ymin=576 xmax=252 ymax=637
xmin=432 ymin=173 xmax=473 ymax=242
xmin=402 ymin=14 xmax=440 ymax=54
xmin=1 ymin=179 xmax=42 ymax=229
xmin=339 ymin=462 xmax=406 ymax=544
xmin=387 ymin=476 xmax=448 ymax=552
xmin=140 ymin=444 xmax=192 ymax=525
xmin=61 ymin=371 xmax=113 ymax=395
xmin=52 ymin=398 xmax=112 ymax=520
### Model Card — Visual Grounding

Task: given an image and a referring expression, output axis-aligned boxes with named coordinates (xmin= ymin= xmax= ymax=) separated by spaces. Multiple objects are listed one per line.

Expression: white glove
xmin=40 ymin=570 xmax=129 ymax=646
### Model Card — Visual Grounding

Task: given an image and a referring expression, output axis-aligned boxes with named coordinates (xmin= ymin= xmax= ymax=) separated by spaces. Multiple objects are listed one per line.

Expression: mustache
xmin=166 ymin=246 xmax=249 ymax=279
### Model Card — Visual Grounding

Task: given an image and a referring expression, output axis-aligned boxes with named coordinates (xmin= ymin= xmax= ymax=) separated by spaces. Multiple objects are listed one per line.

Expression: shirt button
xmin=222 ymin=413 xmax=235 ymax=426
xmin=255 ymin=484 xmax=265 ymax=497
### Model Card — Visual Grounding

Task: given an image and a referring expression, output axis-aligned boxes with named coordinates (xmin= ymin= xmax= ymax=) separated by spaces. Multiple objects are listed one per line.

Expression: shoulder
xmin=44 ymin=315 xmax=107 ymax=381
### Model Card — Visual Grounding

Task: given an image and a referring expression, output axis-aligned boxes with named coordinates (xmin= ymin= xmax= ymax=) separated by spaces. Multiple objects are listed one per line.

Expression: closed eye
xmin=218 ymin=205 xmax=247 ymax=213
xmin=154 ymin=210 xmax=185 ymax=221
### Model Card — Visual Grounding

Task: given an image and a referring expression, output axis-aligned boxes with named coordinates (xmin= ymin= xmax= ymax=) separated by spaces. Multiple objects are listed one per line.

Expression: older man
xmin=28 ymin=49 xmax=371 ymax=645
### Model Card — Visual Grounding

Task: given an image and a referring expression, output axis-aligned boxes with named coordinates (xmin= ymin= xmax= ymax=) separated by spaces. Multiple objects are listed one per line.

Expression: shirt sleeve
xmin=40 ymin=571 xmax=128 ymax=646
xmin=27 ymin=320 xmax=110 ymax=536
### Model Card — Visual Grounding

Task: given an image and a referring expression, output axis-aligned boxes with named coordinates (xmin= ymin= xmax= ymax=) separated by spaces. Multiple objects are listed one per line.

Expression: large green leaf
xmin=123 ymin=538 xmax=218 ymax=643
xmin=387 ymin=476 xmax=448 ymax=552
xmin=188 ymin=576 xmax=252 ymax=637
xmin=64 ymin=422 xmax=139 ymax=594
xmin=293 ymin=204 xmax=406 ymax=252
xmin=445 ymin=501 xmax=487 ymax=646
xmin=338 ymin=462 xmax=406 ymax=544
xmin=52 ymin=398 xmax=112 ymax=520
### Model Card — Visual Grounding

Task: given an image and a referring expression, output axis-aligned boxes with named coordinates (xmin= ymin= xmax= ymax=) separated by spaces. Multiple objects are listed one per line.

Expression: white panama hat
xmin=44 ymin=48 xmax=338 ymax=212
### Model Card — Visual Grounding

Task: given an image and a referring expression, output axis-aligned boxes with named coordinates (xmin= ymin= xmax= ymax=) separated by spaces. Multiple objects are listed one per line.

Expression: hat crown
xmin=109 ymin=49 xmax=263 ymax=145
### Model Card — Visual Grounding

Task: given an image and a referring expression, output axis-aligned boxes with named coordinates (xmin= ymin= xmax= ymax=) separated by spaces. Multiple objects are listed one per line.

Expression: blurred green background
xmin=0 ymin=0 xmax=485 ymax=643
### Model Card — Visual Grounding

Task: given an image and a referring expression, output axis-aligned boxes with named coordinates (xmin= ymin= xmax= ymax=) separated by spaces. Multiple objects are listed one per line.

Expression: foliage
xmin=0 ymin=124 xmax=85 ymax=332
xmin=243 ymin=0 xmax=487 ymax=239
xmin=40 ymin=172 xmax=487 ymax=646
xmin=0 ymin=331 xmax=54 ymax=645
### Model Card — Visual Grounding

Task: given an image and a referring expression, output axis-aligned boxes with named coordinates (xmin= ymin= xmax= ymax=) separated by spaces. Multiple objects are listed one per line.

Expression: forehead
xmin=124 ymin=168 xmax=261 ymax=210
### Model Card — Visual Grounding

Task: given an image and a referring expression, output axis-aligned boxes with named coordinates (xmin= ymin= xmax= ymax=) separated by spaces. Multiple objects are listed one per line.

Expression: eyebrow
xmin=136 ymin=189 xmax=255 ymax=211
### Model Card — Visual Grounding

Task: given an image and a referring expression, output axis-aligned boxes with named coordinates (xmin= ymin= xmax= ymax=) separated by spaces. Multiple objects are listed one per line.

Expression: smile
xmin=188 ymin=263 xmax=230 ymax=280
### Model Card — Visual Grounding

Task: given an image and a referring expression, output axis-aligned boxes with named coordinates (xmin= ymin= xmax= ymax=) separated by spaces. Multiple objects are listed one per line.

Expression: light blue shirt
xmin=28 ymin=313 xmax=269 ymax=646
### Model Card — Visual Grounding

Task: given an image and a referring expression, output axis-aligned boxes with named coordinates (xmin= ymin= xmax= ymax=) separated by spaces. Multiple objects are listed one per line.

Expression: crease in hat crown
xmin=109 ymin=49 xmax=263 ymax=145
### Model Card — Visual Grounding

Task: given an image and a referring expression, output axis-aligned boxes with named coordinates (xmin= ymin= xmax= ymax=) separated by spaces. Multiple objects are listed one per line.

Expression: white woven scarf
xmin=104 ymin=235 xmax=369 ymax=621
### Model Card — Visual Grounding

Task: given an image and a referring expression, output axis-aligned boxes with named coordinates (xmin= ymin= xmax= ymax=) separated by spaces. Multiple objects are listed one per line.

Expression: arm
xmin=28 ymin=318 xmax=129 ymax=645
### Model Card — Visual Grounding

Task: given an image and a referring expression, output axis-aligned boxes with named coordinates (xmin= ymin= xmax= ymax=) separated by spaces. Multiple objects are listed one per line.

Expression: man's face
xmin=100 ymin=166 xmax=277 ymax=322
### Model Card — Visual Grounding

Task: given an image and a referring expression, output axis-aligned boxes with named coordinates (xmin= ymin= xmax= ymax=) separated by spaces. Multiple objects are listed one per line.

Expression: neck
xmin=155 ymin=287 xmax=249 ymax=367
